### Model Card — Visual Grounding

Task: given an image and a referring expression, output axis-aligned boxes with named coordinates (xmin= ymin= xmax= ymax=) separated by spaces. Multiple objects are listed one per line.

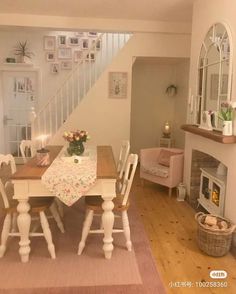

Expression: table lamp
xmin=162 ymin=121 xmax=171 ymax=138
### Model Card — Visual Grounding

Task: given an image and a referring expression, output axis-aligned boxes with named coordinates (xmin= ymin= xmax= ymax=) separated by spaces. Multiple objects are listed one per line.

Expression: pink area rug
xmin=0 ymin=197 xmax=165 ymax=294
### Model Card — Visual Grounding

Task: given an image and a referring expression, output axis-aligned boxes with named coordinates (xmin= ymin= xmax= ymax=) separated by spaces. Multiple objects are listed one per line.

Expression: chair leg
xmin=78 ymin=210 xmax=94 ymax=255
xmin=39 ymin=211 xmax=56 ymax=259
xmin=169 ymin=188 xmax=172 ymax=197
xmin=11 ymin=212 xmax=17 ymax=233
xmin=0 ymin=214 xmax=12 ymax=258
xmin=54 ymin=198 xmax=64 ymax=218
xmin=122 ymin=211 xmax=132 ymax=251
xmin=49 ymin=202 xmax=65 ymax=233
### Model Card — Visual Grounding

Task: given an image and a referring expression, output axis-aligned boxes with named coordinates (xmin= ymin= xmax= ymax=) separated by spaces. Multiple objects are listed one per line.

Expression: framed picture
xmin=58 ymin=35 xmax=67 ymax=47
xmin=16 ymin=77 xmax=26 ymax=93
xmin=81 ymin=38 xmax=89 ymax=50
xmin=51 ymin=63 xmax=59 ymax=74
xmin=92 ymin=39 xmax=101 ymax=50
xmin=108 ymin=72 xmax=128 ymax=99
xmin=58 ymin=48 xmax=72 ymax=59
xmin=88 ymin=32 xmax=98 ymax=37
xmin=86 ymin=52 xmax=95 ymax=61
xmin=61 ymin=60 xmax=72 ymax=70
xmin=68 ymin=37 xmax=79 ymax=46
xmin=44 ymin=36 xmax=56 ymax=51
xmin=45 ymin=52 xmax=55 ymax=62
xmin=75 ymin=32 xmax=84 ymax=37
xmin=74 ymin=50 xmax=83 ymax=62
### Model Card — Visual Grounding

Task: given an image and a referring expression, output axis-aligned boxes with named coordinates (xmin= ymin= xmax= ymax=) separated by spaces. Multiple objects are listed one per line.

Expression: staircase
xmin=32 ymin=32 xmax=132 ymax=141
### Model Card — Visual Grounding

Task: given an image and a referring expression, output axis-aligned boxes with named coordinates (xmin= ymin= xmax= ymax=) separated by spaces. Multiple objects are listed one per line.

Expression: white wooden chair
xmin=78 ymin=153 xmax=138 ymax=255
xmin=20 ymin=140 xmax=36 ymax=164
xmin=20 ymin=140 xmax=65 ymax=220
xmin=0 ymin=154 xmax=56 ymax=259
xmin=116 ymin=140 xmax=130 ymax=191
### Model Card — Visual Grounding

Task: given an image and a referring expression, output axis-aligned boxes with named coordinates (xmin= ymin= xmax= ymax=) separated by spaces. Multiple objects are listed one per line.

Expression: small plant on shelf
xmin=14 ymin=41 xmax=34 ymax=63
xmin=218 ymin=102 xmax=234 ymax=121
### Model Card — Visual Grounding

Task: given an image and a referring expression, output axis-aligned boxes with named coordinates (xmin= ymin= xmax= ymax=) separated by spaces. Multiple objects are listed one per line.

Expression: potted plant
xmin=166 ymin=84 xmax=177 ymax=97
xmin=14 ymin=41 xmax=34 ymax=63
xmin=218 ymin=102 xmax=234 ymax=136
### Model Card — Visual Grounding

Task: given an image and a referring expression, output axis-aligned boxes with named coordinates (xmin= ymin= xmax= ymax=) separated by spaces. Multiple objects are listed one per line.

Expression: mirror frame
xmin=196 ymin=22 xmax=233 ymax=130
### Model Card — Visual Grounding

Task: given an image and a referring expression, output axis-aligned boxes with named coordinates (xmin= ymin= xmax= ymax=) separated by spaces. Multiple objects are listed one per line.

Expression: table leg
xmin=17 ymin=199 xmax=31 ymax=263
xmin=101 ymin=196 xmax=114 ymax=259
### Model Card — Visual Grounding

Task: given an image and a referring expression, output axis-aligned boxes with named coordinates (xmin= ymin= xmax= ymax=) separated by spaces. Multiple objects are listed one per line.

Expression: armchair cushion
xmin=142 ymin=164 xmax=169 ymax=178
xmin=157 ymin=149 xmax=179 ymax=167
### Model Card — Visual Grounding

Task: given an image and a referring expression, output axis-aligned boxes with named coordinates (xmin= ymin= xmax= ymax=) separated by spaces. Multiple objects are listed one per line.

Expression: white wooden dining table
xmin=11 ymin=145 xmax=117 ymax=263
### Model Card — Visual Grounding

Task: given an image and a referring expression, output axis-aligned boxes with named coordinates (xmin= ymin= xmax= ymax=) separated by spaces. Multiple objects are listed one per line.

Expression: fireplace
xmin=199 ymin=165 xmax=227 ymax=216
xmin=188 ymin=150 xmax=227 ymax=216
xmin=183 ymin=131 xmax=236 ymax=246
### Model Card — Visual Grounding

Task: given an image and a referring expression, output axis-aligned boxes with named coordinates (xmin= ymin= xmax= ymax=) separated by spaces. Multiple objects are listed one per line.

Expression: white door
xmin=2 ymin=70 xmax=38 ymax=157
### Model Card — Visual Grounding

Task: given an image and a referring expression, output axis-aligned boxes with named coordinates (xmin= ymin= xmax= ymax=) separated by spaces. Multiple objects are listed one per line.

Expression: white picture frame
xmin=81 ymin=38 xmax=89 ymax=50
xmin=45 ymin=52 xmax=55 ymax=62
xmin=68 ymin=37 xmax=80 ymax=46
xmin=61 ymin=60 xmax=72 ymax=70
xmin=51 ymin=63 xmax=59 ymax=74
xmin=92 ymin=39 xmax=101 ymax=50
xmin=74 ymin=50 xmax=83 ymax=62
xmin=86 ymin=52 xmax=95 ymax=61
xmin=58 ymin=35 xmax=67 ymax=47
xmin=58 ymin=48 xmax=72 ymax=59
xmin=44 ymin=36 xmax=56 ymax=51
xmin=88 ymin=32 xmax=98 ymax=37
xmin=108 ymin=72 xmax=128 ymax=99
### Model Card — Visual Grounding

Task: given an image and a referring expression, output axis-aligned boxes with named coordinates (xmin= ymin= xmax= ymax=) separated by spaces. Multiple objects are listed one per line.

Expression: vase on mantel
xmin=222 ymin=120 xmax=233 ymax=136
xmin=67 ymin=141 xmax=85 ymax=156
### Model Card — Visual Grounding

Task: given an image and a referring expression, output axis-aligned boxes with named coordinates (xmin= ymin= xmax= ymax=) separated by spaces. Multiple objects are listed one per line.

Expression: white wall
xmin=174 ymin=59 xmax=190 ymax=147
xmin=0 ymin=13 xmax=192 ymax=34
xmin=51 ymin=33 xmax=191 ymax=159
xmin=130 ymin=58 xmax=189 ymax=155
xmin=184 ymin=0 xmax=236 ymax=227
xmin=0 ymin=30 xmax=88 ymax=110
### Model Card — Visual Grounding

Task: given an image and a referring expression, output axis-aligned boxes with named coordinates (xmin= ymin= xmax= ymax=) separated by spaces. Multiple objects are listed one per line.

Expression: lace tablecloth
xmin=42 ymin=146 xmax=97 ymax=206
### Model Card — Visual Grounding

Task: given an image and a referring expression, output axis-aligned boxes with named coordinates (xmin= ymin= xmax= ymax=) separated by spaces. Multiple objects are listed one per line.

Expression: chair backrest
xmin=0 ymin=154 xmax=16 ymax=208
xmin=117 ymin=140 xmax=130 ymax=180
xmin=120 ymin=153 xmax=138 ymax=206
xmin=20 ymin=140 xmax=36 ymax=163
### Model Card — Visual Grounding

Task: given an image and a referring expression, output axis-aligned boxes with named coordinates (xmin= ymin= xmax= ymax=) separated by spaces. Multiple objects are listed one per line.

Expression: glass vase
xmin=67 ymin=141 xmax=85 ymax=156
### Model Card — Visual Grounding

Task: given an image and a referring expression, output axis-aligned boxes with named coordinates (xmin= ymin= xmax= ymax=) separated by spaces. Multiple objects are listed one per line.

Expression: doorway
xmin=1 ymin=67 xmax=39 ymax=157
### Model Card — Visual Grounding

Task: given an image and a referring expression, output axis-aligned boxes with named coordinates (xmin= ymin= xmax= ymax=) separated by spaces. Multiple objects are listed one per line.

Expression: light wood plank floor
xmin=133 ymin=170 xmax=236 ymax=294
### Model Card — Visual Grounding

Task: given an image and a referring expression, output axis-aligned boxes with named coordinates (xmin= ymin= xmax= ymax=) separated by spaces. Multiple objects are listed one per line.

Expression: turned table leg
xmin=101 ymin=196 xmax=115 ymax=259
xmin=17 ymin=199 xmax=31 ymax=263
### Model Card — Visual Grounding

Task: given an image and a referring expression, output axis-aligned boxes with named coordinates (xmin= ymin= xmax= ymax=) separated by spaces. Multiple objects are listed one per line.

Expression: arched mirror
xmin=196 ymin=23 xmax=233 ymax=130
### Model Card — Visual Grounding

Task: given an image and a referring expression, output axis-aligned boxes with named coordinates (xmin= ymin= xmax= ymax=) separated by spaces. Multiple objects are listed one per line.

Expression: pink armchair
xmin=140 ymin=148 xmax=184 ymax=196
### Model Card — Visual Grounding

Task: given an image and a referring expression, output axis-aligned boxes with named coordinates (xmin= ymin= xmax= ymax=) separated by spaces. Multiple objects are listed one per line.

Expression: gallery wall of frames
xmin=43 ymin=32 xmax=101 ymax=74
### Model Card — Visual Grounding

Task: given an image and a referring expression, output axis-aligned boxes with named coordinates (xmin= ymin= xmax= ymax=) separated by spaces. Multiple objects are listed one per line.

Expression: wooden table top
xmin=12 ymin=145 xmax=117 ymax=180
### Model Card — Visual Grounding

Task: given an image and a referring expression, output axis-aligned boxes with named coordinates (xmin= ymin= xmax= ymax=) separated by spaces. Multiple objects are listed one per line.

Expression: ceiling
xmin=0 ymin=0 xmax=194 ymax=22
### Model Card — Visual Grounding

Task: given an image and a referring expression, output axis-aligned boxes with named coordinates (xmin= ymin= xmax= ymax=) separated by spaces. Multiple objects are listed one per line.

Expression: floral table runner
xmin=42 ymin=146 xmax=97 ymax=206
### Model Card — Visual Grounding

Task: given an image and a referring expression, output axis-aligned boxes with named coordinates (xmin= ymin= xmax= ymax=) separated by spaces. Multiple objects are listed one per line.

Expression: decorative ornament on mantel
xmin=14 ymin=40 xmax=34 ymax=64
xmin=218 ymin=102 xmax=235 ymax=136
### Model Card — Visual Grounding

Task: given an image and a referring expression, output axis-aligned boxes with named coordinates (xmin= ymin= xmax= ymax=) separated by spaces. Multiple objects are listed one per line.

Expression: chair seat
xmin=85 ymin=195 xmax=129 ymax=212
xmin=3 ymin=197 xmax=54 ymax=214
xmin=141 ymin=164 xmax=169 ymax=178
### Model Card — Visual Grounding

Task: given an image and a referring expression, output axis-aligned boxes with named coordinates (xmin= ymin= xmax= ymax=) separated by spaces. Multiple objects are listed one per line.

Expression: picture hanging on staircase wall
xmin=108 ymin=72 xmax=128 ymax=99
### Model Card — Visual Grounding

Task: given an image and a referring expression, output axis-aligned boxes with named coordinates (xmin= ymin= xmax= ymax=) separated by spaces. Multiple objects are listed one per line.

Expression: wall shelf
xmin=181 ymin=124 xmax=236 ymax=144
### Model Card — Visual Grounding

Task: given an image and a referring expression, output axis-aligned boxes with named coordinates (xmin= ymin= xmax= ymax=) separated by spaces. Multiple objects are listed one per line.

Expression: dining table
xmin=11 ymin=145 xmax=117 ymax=263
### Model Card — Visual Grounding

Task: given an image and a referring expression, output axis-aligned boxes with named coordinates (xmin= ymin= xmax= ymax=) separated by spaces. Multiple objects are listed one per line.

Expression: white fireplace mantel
xmin=184 ymin=131 xmax=236 ymax=226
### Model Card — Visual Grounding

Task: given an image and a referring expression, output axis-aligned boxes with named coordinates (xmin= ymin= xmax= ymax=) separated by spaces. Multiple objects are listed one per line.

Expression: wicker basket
xmin=195 ymin=212 xmax=236 ymax=257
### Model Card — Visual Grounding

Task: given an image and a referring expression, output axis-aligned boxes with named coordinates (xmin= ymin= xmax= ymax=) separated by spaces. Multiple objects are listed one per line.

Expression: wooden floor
xmin=133 ymin=171 xmax=236 ymax=294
